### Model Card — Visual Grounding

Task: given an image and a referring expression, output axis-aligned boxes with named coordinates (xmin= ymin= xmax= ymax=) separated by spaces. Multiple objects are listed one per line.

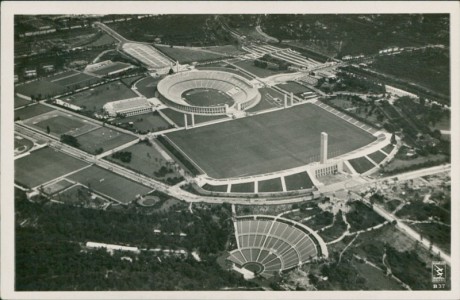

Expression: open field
xmin=381 ymin=143 xmax=395 ymax=155
xmin=135 ymin=76 xmax=161 ymax=98
xmin=183 ymin=88 xmax=234 ymax=107
xmin=61 ymin=81 xmax=137 ymax=113
xmin=116 ymin=112 xmax=172 ymax=133
xmin=24 ymin=110 xmax=100 ymax=138
xmin=202 ymin=183 xmax=228 ymax=192
xmin=348 ymin=156 xmax=376 ymax=174
xmin=43 ymin=179 xmax=74 ymax=195
xmin=14 ymin=95 xmax=31 ymax=108
xmin=121 ymin=75 xmax=145 ymax=87
xmin=247 ymin=88 xmax=283 ymax=112
xmin=233 ymin=59 xmax=291 ymax=78
xmin=166 ymin=104 xmax=375 ymax=178
xmin=230 ymin=182 xmax=254 ymax=193
xmin=67 ymin=165 xmax=152 ymax=203
xmin=284 ymin=172 xmax=314 ymax=191
xmin=14 ymin=135 xmax=34 ymax=154
xmin=57 ymin=185 xmax=108 ymax=207
xmin=77 ymin=127 xmax=137 ymax=154
xmin=15 ymin=71 xmax=101 ymax=99
xmin=15 ymin=147 xmax=89 ymax=188
xmin=275 ymin=81 xmax=314 ymax=95
xmin=367 ymin=150 xmax=387 ymax=165
xmin=160 ymin=108 xmax=228 ymax=127
xmin=86 ymin=33 xmax=117 ymax=47
xmin=155 ymin=45 xmax=229 ymax=63
xmin=14 ymin=104 xmax=55 ymax=121
xmin=105 ymin=142 xmax=182 ymax=183
xmin=258 ymin=177 xmax=283 ymax=193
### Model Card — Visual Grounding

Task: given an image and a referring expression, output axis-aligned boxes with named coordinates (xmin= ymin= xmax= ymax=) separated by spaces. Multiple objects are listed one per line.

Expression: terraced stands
xmin=228 ymin=215 xmax=322 ymax=279
xmin=157 ymin=70 xmax=261 ymax=115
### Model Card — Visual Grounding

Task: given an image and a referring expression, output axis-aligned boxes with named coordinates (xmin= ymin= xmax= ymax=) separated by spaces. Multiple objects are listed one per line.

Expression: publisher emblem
xmin=432 ymin=261 xmax=446 ymax=283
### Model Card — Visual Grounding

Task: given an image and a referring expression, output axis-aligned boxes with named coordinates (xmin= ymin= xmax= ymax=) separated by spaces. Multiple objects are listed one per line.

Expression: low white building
xmin=103 ymin=97 xmax=155 ymax=117
xmin=86 ymin=241 xmax=140 ymax=254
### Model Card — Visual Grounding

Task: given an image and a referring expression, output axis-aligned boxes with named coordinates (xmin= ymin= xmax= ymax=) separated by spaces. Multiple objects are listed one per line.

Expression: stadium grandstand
xmin=227 ymin=215 xmax=327 ymax=279
xmin=157 ymin=70 xmax=261 ymax=115
xmin=103 ymin=97 xmax=155 ymax=117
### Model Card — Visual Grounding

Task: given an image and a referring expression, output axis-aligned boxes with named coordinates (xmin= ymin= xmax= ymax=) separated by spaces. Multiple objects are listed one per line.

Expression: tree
xmin=390 ymin=132 xmax=396 ymax=145
xmin=168 ymin=68 xmax=174 ymax=75
xmin=60 ymin=134 xmax=80 ymax=148
xmin=46 ymin=125 xmax=50 ymax=134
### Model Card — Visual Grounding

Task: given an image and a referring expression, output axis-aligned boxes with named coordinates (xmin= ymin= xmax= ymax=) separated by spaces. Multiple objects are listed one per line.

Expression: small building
xmin=103 ymin=97 xmax=155 ymax=117
xmin=385 ymin=85 xmax=418 ymax=99
xmin=24 ymin=69 xmax=37 ymax=78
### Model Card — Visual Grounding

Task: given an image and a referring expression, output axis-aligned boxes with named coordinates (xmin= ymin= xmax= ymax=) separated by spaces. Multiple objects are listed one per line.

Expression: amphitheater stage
xmin=165 ymin=103 xmax=376 ymax=179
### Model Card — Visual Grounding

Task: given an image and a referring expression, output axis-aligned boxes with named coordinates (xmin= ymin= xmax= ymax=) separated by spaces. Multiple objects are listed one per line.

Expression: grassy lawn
xmin=52 ymin=72 xmax=100 ymax=88
xmin=57 ymin=184 xmax=108 ymax=207
xmin=14 ymin=95 xmax=31 ymax=108
xmin=105 ymin=142 xmax=182 ymax=183
xmin=230 ymin=182 xmax=255 ymax=193
xmin=383 ymin=154 xmax=448 ymax=173
xmin=246 ymin=88 xmax=282 ymax=112
xmin=348 ymin=156 xmax=376 ymax=173
xmin=410 ymin=223 xmax=450 ymax=254
xmin=43 ymin=179 xmax=75 ymax=195
xmin=160 ymin=108 xmax=228 ymax=127
xmin=77 ymin=127 xmax=137 ymax=154
xmin=183 ymin=88 xmax=234 ymax=106
xmin=62 ymin=81 xmax=137 ymax=113
xmin=155 ymin=45 xmax=229 ymax=63
xmin=166 ymin=104 xmax=376 ymax=178
xmin=15 ymin=80 xmax=66 ymax=99
xmin=318 ymin=212 xmax=348 ymax=242
xmin=275 ymin=81 xmax=314 ymax=95
xmin=121 ymin=75 xmax=145 ymax=87
xmin=258 ymin=177 xmax=283 ymax=193
xmin=14 ymin=135 xmax=34 ymax=153
xmin=367 ymin=150 xmax=387 ymax=164
xmin=90 ymin=62 xmax=133 ymax=76
xmin=116 ymin=112 xmax=172 ymax=133
xmin=15 ymin=147 xmax=89 ymax=188
xmin=284 ymin=172 xmax=314 ymax=191
xmin=33 ymin=114 xmax=97 ymax=137
xmin=87 ymin=33 xmax=117 ymax=47
xmin=202 ymin=183 xmax=228 ymax=192
xmin=352 ymin=257 xmax=402 ymax=290
xmin=14 ymin=104 xmax=55 ymax=121
xmin=135 ymin=76 xmax=161 ymax=98
xmin=381 ymin=143 xmax=395 ymax=155
xmin=233 ymin=60 xmax=291 ymax=78
xmin=67 ymin=165 xmax=152 ymax=203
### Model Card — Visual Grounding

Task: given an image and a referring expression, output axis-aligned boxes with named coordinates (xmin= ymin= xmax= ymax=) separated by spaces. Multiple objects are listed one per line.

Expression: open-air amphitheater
xmin=157 ymin=70 xmax=261 ymax=115
xmin=227 ymin=215 xmax=327 ymax=279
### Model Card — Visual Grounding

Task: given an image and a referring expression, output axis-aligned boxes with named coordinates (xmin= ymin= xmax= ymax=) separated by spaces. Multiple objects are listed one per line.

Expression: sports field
xmin=61 ymin=81 xmax=137 ymax=112
xmin=182 ymin=88 xmax=234 ymax=107
xmin=90 ymin=62 xmax=133 ymax=76
xmin=24 ymin=111 xmax=100 ymax=138
xmin=116 ymin=112 xmax=171 ymax=133
xmin=14 ymin=135 xmax=34 ymax=154
xmin=284 ymin=172 xmax=314 ymax=191
xmin=14 ymin=104 xmax=55 ymax=121
xmin=77 ymin=127 xmax=137 ymax=154
xmin=15 ymin=147 xmax=89 ymax=188
xmin=233 ymin=60 xmax=292 ymax=78
xmin=258 ymin=177 xmax=283 ymax=193
xmin=14 ymin=95 xmax=31 ymax=108
xmin=166 ymin=103 xmax=376 ymax=178
xmin=67 ymin=165 xmax=152 ymax=203
xmin=155 ymin=45 xmax=229 ymax=64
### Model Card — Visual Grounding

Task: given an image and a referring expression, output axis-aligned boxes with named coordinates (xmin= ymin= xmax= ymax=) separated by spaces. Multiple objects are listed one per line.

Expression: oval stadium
xmin=157 ymin=70 xmax=261 ymax=115
xmin=227 ymin=215 xmax=328 ymax=279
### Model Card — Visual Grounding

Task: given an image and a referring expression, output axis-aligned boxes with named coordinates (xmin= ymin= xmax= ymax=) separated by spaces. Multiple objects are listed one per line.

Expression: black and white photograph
xmin=1 ymin=1 xmax=459 ymax=299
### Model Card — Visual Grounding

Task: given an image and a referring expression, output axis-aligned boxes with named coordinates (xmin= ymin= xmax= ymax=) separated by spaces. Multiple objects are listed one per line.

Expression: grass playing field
xmin=14 ymin=135 xmax=34 ymax=154
xmin=166 ymin=103 xmax=376 ymax=178
xmin=231 ymin=182 xmax=254 ymax=193
xmin=67 ymin=165 xmax=152 ymax=203
xmin=368 ymin=150 xmax=388 ymax=164
xmin=77 ymin=127 xmax=137 ymax=154
xmin=155 ymin=45 xmax=229 ymax=63
xmin=116 ymin=112 xmax=172 ymax=133
xmin=183 ymin=88 xmax=234 ymax=107
xmin=284 ymin=172 xmax=314 ymax=191
xmin=26 ymin=111 xmax=100 ymax=138
xmin=15 ymin=147 xmax=89 ymax=188
xmin=14 ymin=104 xmax=55 ymax=121
xmin=14 ymin=95 xmax=31 ymax=108
xmin=246 ymin=88 xmax=283 ymax=112
xmin=61 ymin=81 xmax=137 ymax=113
